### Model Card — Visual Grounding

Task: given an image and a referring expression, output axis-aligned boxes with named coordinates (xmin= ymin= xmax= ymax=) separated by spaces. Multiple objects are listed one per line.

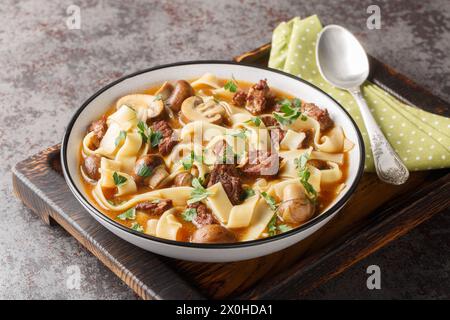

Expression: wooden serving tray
xmin=12 ymin=43 xmax=450 ymax=300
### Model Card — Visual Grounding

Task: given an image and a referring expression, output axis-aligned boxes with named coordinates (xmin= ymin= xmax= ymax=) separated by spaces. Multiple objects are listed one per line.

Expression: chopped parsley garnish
xmin=115 ymin=130 xmax=127 ymax=147
xmin=243 ymin=187 xmax=256 ymax=199
xmin=137 ymin=120 xmax=163 ymax=147
xmin=244 ymin=116 xmax=262 ymax=127
xmin=188 ymin=178 xmax=213 ymax=204
xmin=226 ymin=128 xmax=248 ymax=140
xmin=294 ymin=153 xmax=317 ymax=201
xmin=182 ymin=208 xmax=197 ymax=222
xmin=113 ymin=172 xmax=127 ymax=186
xmin=137 ymin=120 xmax=151 ymax=144
xmin=181 ymin=151 xmax=203 ymax=170
xmin=117 ymin=207 xmax=136 ymax=221
xmin=267 ymin=215 xmax=278 ymax=236
xmin=268 ymin=217 xmax=293 ymax=236
xmin=277 ymin=224 xmax=293 ymax=233
xmin=150 ymin=131 xmax=163 ymax=148
xmin=136 ymin=163 xmax=152 ymax=178
xmin=154 ymin=94 xmax=163 ymax=101
xmin=130 ymin=222 xmax=144 ymax=232
xmin=261 ymin=192 xmax=278 ymax=211
xmin=273 ymin=98 xmax=306 ymax=126
xmin=223 ymin=76 xmax=238 ymax=93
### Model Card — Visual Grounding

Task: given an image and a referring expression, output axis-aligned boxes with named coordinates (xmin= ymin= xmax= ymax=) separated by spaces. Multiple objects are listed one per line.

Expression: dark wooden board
xmin=12 ymin=43 xmax=450 ymax=300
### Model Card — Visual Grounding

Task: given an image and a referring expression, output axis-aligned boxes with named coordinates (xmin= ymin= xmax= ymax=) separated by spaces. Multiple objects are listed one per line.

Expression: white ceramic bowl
xmin=61 ymin=61 xmax=364 ymax=262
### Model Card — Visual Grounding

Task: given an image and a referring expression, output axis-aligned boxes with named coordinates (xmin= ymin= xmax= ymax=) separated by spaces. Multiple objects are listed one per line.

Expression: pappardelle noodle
xmin=80 ymin=74 xmax=353 ymax=243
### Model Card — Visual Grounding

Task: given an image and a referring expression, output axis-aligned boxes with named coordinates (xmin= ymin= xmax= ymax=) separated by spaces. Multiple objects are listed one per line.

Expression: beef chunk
xmin=136 ymin=199 xmax=173 ymax=215
xmin=88 ymin=115 xmax=107 ymax=148
xmin=260 ymin=115 xmax=278 ymax=128
xmin=241 ymin=150 xmax=280 ymax=177
xmin=301 ymin=102 xmax=334 ymax=131
xmin=187 ymin=202 xmax=217 ymax=228
xmin=152 ymin=120 xmax=178 ymax=156
xmin=245 ymin=79 xmax=271 ymax=115
xmin=299 ymin=128 xmax=314 ymax=149
xmin=232 ymin=90 xmax=247 ymax=107
xmin=207 ymin=164 xmax=244 ymax=205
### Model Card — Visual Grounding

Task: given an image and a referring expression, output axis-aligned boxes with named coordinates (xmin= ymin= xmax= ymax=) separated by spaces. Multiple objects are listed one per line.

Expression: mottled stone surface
xmin=0 ymin=0 xmax=449 ymax=299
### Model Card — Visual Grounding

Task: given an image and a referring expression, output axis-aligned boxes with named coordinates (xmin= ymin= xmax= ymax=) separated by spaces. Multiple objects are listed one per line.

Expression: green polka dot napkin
xmin=269 ymin=15 xmax=450 ymax=171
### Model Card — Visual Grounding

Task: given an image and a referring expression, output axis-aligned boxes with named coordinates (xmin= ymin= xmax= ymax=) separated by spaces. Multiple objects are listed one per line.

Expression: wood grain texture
xmin=12 ymin=43 xmax=450 ymax=300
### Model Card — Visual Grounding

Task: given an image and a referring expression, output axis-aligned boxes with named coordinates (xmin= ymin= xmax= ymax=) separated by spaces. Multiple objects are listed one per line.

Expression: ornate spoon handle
xmin=351 ymin=87 xmax=409 ymax=185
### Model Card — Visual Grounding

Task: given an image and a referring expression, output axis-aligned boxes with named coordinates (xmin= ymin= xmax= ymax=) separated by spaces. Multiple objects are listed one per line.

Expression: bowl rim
xmin=61 ymin=60 xmax=365 ymax=249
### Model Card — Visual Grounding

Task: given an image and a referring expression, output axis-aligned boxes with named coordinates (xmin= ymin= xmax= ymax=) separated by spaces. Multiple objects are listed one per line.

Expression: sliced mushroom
xmin=148 ymin=165 xmax=169 ymax=189
xmin=174 ymin=172 xmax=194 ymax=187
xmin=166 ymin=80 xmax=195 ymax=112
xmin=132 ymin=154 xmax=164 ymax=185
xmin=154 ymin=81 xmax=174 ymax=101
xmin=147 ymin=100 xmax=164 ymax=119
xmin=191 ymin=224 xmax=236 ymax=243
xmin=278 ymin=183 xmax=315 ymax=224
xmin=181 ymin=96 xmax=226 ymax=124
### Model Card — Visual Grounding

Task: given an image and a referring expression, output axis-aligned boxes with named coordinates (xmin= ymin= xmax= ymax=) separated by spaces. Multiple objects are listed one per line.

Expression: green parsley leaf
xmin=294 ymin=153 xmax=317 ymax=201
xmin=113 ymin=172 xmax=127 ymax=186
xmin=277 ymin=224 xmax=293 ymax=233
xmin=245 ymin=116 xmax=262 ymax=127
xmin=130 ymin=222 xmax=144 ymax=232
xmin=137 ymin=120 xmax=149 ymax=144
xmin=154 ymin=94 xmax=163 ymax=101
xmin=224 ymin=78 xmax=238 ymax=93
xmin=115 ymin=130 xmax=127 ymax=147
xmin=188 ymin=178 xmax=213 ymax=204
xmin=150 ymin=131 xmax=163 ymax=148
xmin=267 ymin=214 xmax=278 ymax=236
xmin=244 ymin=187 xmax=256 ymax=199
xmin=181 ymin=151 xmax=193 ymax=170
xmin=261 ymin=192 xmax=278 ymax=211
xmin=273 ymin=98 xmax=306 ymax=126
xmin=117 ymin=207 xmax=136 ymax=221
xmin=136 ymin=163 xmax=152 ymax=178
xmin=182 ymin=208 xmax=197 ymax=222
xmin=226 ymin=129 xmax=247 ymax=140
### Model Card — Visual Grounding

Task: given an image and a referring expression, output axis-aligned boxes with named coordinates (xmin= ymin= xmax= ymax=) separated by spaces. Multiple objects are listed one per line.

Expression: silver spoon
xmin=316 ymin=25 xmax=409 ymax=185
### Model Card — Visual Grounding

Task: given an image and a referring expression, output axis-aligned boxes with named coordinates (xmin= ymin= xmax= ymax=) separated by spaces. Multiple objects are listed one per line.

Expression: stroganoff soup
xmin=80 ymin=73 xmax=353 ymax=243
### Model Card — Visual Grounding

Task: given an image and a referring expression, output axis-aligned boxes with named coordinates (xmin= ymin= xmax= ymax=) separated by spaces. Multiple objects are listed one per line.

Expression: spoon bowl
xmin=316 ymin=25 xmax=369 ymax=90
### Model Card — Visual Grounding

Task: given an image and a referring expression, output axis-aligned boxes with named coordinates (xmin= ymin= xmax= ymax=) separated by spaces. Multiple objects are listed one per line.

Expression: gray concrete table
xmin=1 ymin=0 xmax=449 ymax=299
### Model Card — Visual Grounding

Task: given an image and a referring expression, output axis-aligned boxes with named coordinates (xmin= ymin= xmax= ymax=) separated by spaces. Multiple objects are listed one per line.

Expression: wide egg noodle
xmin=206 ymin=182 xmax=233 ymax=224
xmin=280 ymin=129 xmax=306 ymax=150
xmin=227 ymin=194 xmax=260 ymax=229
xmin=320 ymin=161 xmax=343 ymax=184
xmin=155 ymin=208 xmax=182 ymax=241
xmin=240 ymin=197 xmax=275 ymax=241
xmin=94 ymin=122 xmax=122 ymax=158
xmin=108 ymin=104 xmax=138 ymax=131
xmin=289 ymin=116 xmax=344 ymax=153
xmin=114 ymin=130 xmax=142 ymax=174
xmin=190 ymin=73 xmax=221 ymax=89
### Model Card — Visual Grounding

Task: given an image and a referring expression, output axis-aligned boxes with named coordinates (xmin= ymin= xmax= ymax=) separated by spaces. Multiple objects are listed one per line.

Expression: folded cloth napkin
xmin=269 ymin=15 xmax=450 ymax=171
